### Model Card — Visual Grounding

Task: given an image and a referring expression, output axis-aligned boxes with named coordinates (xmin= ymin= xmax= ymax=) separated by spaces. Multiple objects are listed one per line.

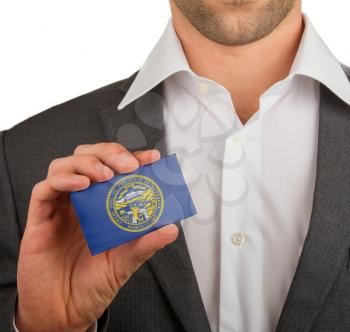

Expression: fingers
xmin=47 ymin=155 xmax=114 ymax=182
xmin=130 ymin=224 xmax=179 ymax=260
xmin=43 ymin=144 xmax=161 ymax=196
xmin=28 ymin=174 xmax=91 ymax=222
xmin=109 ymin=224 xmax=179 ymax=287
xmin=133 ymin=150 xmax=161 ymax=166
xmin=74 ymin=143 xmax=161 ymax=173
xmin=74 ymin=143 xmax=139 ymax=174
xmin=30 ymin=143 xmax=161 ymax=213
xmin=32 ymin=175 xmax=90 ymax=202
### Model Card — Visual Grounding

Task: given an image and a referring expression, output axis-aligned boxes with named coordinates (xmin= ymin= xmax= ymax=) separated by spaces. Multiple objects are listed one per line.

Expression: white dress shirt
xmin=118 ymin=14 xmax=350 ymax=332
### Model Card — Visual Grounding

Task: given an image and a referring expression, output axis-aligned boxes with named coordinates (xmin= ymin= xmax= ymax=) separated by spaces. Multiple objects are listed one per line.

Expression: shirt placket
xmin=219 ymin=118 xmax=263 ymax=332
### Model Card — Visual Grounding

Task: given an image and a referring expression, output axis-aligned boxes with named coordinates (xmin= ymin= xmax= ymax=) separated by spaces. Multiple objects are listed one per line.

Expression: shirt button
xmin=231 ymin=233 xmax=247 ymax=246
xmin=231 ymin=135 xmax=246 ymax=146
xmin=197 ymin=82 xmax=209 ymax=94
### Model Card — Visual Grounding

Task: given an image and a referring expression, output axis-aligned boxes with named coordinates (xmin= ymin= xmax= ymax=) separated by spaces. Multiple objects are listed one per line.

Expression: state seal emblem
xmin=106 ymin=175 xmax=164 ymax=232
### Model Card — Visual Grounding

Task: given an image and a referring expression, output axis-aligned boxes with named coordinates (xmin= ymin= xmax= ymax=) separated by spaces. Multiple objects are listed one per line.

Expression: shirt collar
xmin=118 ymin=14 xmax=350 ymax=110
xmin=290 ymin=14 xmax=350 ymax=104
xmin=117 ymin=18 xmax=190 ymax=110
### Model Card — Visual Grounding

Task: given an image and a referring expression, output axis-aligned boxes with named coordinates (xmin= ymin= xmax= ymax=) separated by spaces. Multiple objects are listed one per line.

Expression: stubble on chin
xmin=173 ymin=0 xmax=297 ymax=46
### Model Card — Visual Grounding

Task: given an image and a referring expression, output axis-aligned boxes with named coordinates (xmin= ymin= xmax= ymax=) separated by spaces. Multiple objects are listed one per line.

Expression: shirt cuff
xmin=13 ymin=315 xmax=98 ymax=332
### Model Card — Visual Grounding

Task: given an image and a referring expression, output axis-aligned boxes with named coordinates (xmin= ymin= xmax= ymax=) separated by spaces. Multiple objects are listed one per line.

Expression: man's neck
xmin=170 ymin=2 xmax=304 ymax=124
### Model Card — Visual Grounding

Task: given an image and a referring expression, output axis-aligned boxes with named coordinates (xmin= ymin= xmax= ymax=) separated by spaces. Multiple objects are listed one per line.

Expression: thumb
xmin=108 ymin=224 xmax=179 ymax=286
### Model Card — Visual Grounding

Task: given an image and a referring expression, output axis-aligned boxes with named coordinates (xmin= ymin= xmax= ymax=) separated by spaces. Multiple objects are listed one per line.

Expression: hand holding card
xmin=70 ymin=154 xmax=197 ymax=255
xmin=17 ymin=145 xmax=185 ymax=332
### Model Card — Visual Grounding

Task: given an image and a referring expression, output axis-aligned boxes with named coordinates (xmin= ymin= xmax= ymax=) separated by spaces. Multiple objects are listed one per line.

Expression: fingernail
xmin=149 ymin=149 xmax=161 ymax=161
xmin=71 ymin=175 xmax=90 ymax=189
xmin=95 ymin=163 xmax=114 ymax=179
xmin=156 ymin=225 xmax=179 ymax=240
xmin=102 ymin=165 xmax=114 ymax=179
xmin=117 ymin=152 xmax=138 ymax=164
xmin=71 ymin=174 xmax=85 ymax=182
xmin=108 ymin=152 xmax=139 ymax=171
xmin=159 ymin=224 xmax=178 ymax=234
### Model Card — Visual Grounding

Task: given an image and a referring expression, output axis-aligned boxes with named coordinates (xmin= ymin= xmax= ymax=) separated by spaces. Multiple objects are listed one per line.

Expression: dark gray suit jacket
xmin=1 ymin=66 xmax=350 ymax=332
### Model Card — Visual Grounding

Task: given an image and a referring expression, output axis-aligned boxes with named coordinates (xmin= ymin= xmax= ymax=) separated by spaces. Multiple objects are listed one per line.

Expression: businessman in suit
xmin=1 ymin=0 xmax=350 ymax=331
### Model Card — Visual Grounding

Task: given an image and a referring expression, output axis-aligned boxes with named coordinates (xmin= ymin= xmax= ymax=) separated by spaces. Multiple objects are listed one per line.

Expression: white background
xmin=0 ymin=1 xmax=349 ymax=131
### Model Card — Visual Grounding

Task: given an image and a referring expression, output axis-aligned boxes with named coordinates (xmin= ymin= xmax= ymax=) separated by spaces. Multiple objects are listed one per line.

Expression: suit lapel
xmin=276 ymin=83 xmax=350 ymax=331
xmin=99 ymin=75 xmax=211 ymax=332
xmin=148 ymin=225 xmax=212 ymax=332
xmin=99 ymin=74 xmax=166 ymax=154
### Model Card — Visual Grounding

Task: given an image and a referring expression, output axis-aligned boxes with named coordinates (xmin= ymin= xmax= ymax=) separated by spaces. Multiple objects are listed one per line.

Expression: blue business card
xmin=70 ymin=154 xmax=196 ymax=255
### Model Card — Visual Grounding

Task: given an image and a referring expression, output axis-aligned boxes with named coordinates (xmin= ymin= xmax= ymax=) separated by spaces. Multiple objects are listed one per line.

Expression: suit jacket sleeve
xmin=0 ymin=131 xmax=21 ymax=332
